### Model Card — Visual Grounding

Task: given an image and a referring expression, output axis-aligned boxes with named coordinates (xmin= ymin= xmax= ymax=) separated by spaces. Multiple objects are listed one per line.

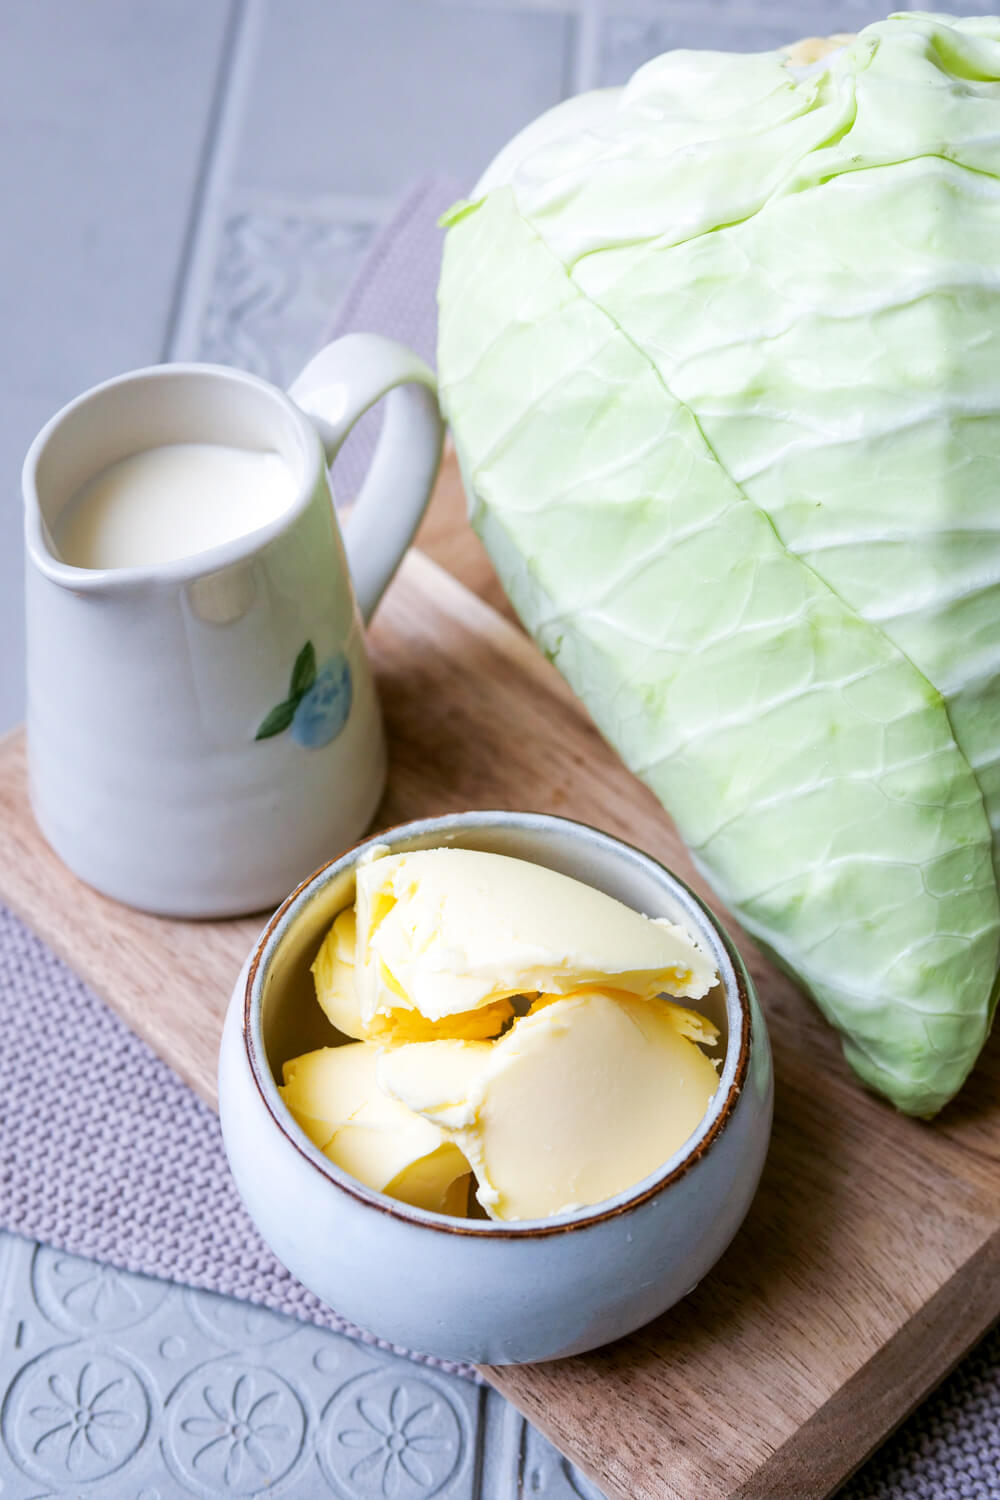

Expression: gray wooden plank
xmin=0 ymin=0 xmax=236 ymax=731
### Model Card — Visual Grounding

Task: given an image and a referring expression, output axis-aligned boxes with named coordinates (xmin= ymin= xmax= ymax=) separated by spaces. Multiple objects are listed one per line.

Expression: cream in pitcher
xmin=54 ymin=442 xmax=299 ymax=570
xmin=23 ymin=337 xmax=443 ymax=918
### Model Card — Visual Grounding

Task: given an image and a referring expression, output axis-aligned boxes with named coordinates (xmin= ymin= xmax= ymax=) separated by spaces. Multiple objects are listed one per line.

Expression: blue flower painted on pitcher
xmin=255 ymin=641 xmax=353 ymax=749
xmin=291 ymin=654 xmax=352 ymax=747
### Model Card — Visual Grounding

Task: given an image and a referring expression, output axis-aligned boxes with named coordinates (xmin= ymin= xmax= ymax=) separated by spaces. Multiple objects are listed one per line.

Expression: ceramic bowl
xmin=218 ymin=811 xmax=773 ymax=1365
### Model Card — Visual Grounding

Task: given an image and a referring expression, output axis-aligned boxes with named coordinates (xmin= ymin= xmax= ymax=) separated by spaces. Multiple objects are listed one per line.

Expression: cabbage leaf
xmin=437 ymin=13 xmax=1000 ymax=1114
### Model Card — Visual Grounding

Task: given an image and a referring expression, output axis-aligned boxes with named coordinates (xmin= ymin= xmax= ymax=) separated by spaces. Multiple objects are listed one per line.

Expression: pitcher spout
xmin=22 ymin=361 xmax=322 ymax=596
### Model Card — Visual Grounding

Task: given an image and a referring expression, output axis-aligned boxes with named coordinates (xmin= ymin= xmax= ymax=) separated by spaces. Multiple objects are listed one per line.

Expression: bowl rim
xmin=242 ymin=810 xmax=754 ymax=1239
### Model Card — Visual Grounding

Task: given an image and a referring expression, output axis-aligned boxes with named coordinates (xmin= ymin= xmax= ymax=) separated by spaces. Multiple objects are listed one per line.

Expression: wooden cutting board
xmin=1 ymin=453 xmax=998 ymax=1500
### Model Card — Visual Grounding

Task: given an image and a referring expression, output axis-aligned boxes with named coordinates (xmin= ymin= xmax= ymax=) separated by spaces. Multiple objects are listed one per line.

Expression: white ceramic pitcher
xmin=23 ymin=335 xmax=443 ymax=918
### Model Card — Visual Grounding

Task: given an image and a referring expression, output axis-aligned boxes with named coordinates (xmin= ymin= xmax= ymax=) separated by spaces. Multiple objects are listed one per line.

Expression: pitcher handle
xmin=288 ymin=333 xmax=443 ymax=624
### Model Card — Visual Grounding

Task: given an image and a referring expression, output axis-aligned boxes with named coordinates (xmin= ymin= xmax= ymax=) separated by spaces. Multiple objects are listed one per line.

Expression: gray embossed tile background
xmin=0 ymin=1234 xmax=602 ymax=1499
xmin=2 ymin=5 xmax=1000 ymax=1498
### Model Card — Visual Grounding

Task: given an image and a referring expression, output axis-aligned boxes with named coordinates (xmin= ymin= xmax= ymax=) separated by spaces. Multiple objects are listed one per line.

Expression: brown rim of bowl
xmin=243 ymin=811 xmax=754 ymax=1239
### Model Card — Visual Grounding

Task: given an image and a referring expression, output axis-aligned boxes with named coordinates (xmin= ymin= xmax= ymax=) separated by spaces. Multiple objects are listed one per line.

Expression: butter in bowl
xmin=218 ymin=812 xmax=772 ymax=1365
xmin=283 ymin=846 xmax=722 ymax=1223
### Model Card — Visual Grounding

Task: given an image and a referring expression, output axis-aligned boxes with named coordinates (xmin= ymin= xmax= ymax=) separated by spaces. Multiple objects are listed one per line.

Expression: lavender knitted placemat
xmin=1 ymin=174 xmax=998 ymax=1498
xmin=0 ymin=903 xmax=478 ymax=1381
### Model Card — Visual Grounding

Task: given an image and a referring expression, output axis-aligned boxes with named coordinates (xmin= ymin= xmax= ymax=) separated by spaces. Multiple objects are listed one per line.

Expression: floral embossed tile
xmin=0 ymin=1232 xmax=602 ymax=1498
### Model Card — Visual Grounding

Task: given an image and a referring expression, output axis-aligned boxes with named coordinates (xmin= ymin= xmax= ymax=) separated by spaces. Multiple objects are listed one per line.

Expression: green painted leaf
xmin=255 ymin=700 xmax=296 ymax=740
xmin=290 ymin=641 xmax=317 ymax=700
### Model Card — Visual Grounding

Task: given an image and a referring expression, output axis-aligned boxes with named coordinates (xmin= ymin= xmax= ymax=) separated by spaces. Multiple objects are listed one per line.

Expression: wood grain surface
xmin=1 ymin=454 xmax=997 ymax=1500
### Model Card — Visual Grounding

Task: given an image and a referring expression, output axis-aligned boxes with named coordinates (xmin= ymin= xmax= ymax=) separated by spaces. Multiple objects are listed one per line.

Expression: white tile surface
xmin=593 ymin=0 xmax=1000 ymax=86
xmin=234 ymin=0 xmax=574 ymax=198
xmin=195 ymin=191 xmax=386 ymax=385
